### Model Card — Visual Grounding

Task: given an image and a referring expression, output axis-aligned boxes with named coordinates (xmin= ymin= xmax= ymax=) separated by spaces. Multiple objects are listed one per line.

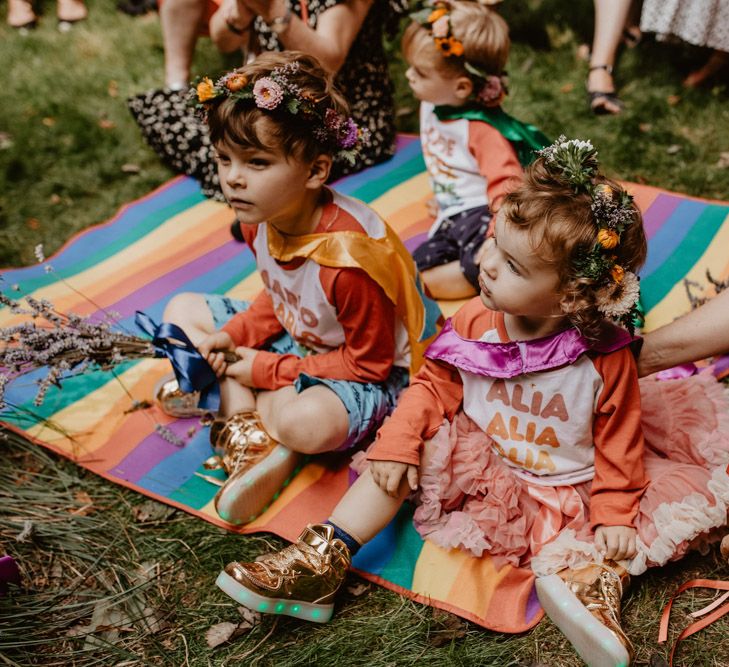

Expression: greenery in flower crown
xmin=537 ymin=136 xmax=642 ymax=332
xmin=192 ymin=61 xmax=369 ymax=165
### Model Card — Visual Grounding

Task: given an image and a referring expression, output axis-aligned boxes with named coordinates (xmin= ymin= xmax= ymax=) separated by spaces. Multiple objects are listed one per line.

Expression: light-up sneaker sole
xmin=215 ymin=569 xmax=334 ymax=623
xmin=536 ymin=574 xmax=630 ymax=667
xmin=214 ymin=444 xmax=302 ymax=525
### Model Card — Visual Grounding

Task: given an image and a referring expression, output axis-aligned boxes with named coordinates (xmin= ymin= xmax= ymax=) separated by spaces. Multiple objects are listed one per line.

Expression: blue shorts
xmin=206 ymin=295 xmax=410 ymax=450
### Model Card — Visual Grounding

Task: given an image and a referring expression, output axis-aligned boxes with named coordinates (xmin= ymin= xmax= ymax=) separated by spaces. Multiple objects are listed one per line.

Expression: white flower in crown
xmin=560 ymin=139 xmax=595 ymax=153
xmin=595 ymin=270 xmax=640 ymax=318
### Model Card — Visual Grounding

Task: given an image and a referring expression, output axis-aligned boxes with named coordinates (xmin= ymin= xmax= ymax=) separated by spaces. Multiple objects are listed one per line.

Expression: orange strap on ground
xmin=658 ymin=578 xmax=729 ymax=666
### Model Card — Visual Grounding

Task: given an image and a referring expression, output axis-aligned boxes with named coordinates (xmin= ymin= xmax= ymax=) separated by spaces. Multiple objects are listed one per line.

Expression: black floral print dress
xmin=128 ymin=0 xmax=407 ymax=200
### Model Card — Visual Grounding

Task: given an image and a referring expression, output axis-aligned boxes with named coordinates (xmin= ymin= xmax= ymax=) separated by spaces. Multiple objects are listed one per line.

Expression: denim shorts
xmin=206 ymin=294 xmax=410 ymax=450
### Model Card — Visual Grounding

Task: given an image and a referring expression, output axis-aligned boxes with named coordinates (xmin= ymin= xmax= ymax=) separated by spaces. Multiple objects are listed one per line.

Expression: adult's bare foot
xmin=587 ymin=64 xmax=624 ymax=115
xmin=57 ymin=0 xmax=88 ymax=23
xmin=7 ymin=0 xmax=37 ymax=28
xmin=684 ymin=50 xmax=729 ymax=88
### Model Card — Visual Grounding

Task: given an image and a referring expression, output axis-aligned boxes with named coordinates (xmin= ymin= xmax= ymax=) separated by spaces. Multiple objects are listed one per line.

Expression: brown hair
xmin=500 ymin=159 xmax=647 ymax=341
xmin=402 ymin=1 xmax=510 ymax=78
xmin=206 ymin=51 xmax=350 ymax=163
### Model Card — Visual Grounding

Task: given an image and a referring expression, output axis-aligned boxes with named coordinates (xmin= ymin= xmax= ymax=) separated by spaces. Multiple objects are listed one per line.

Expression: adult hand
xmin=370 ymin=460 xmax=419 ymax=497
xmin=223 ymin=0 xmax=254 ymax=29
xmin=198 ymin=331 xmax=235 ymax=378
xmin=240 ymin=0 xmax=284 ymax=23
xmin=225 ymin=346 xmax=258 ymax=386
xmin=594 ymin=525 xmax=637 ymax=562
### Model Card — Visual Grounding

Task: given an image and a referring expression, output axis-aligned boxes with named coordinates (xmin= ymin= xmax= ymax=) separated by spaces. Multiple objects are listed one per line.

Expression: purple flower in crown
xmin=253 ymin=78 xmax=284 ymax=110
xmin=324 ymin=108 xmax=342 ymax=132
xmin=340 ymin=118 xmax=359 ymax=149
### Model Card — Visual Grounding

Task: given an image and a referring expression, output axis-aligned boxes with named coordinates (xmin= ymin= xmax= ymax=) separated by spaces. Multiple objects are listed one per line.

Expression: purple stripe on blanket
xmin=642 ymin=193 xmax=682 ymax=240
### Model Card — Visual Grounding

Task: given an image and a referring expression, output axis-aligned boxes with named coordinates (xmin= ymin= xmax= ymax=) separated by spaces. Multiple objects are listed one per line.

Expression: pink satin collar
xmin=426 ymin=319 xmax=633 ymax=378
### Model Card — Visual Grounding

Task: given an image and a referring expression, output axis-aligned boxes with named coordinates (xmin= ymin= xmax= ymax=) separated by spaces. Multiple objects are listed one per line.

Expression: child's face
xmin=477 ymin=212 xmax=564 ymax=320
xmin=214 ymin=137 xmax=320 ymax=228
xmin=405 ymin=47 xmax=468 ymax=106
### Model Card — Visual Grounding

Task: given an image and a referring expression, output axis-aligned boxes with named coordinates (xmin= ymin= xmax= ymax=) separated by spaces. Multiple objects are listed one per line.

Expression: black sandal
xmin=587 ymin=65 xmax=624 ymax=115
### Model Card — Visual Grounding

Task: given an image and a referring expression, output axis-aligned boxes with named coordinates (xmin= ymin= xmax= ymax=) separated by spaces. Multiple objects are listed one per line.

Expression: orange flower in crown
xmin=597 ymin=228 xmax=619 ymax=249
xmin=225 ymin=73 xmax=248 ymax=92
xmin=610 ymin=264 xmax=625 ymax=284
xmin=427 ymin=6 xmax=448 ymax=22
xmin=413 ymin=2 xmax=466 ymax=60
xmin=196 ymin=77 xmax=216 ymax=103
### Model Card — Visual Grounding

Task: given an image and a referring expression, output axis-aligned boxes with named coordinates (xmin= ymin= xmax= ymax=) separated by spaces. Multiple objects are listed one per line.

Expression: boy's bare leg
xmin=162 ymin=293 xmax=255 ymax=416
xmin=422 ymin=261 xmax=477 ymax=300
xmin=256 ymin=384 xmax=349 ymax=454
xmin=329 ymin=467 xmax=410 ymax=544
xmin=160 ymin=0 xmax=206 ymax=88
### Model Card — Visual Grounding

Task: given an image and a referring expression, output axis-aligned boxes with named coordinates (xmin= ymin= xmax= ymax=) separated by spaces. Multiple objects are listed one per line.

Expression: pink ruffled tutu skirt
xmin=412 ymin=373 xmax=729 ymax=576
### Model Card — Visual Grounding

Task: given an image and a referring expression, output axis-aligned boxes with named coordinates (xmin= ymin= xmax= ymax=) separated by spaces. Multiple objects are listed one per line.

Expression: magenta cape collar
xmin=425 ymin=319 xmax=633 ymax=378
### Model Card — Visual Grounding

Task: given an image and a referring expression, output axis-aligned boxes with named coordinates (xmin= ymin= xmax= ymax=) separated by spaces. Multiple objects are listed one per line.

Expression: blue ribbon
xmin=135 ymin=311 xmax=220 ymax=412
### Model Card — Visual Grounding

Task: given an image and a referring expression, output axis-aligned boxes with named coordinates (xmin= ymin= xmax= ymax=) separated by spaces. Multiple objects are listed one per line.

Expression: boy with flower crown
xmin=404 ymin=0 xmax=550 ymax=299
xmin=158 ymin=51 xmax=442 ymax=525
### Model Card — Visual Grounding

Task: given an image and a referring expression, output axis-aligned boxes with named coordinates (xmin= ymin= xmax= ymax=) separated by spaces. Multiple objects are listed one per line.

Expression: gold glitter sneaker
xmin=154 ymin=373 xmax=205 ymax=419
xmin=536 ymin=561 xmax=633 ymax=667
xmin=216 ymin=523 xmax=350 ymax=623
xmin=209 ymin=411 xmax=302 ymax=525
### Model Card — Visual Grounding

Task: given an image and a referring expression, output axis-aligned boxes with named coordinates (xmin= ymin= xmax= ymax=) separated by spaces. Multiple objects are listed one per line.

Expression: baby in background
xmin=406 ymin=0 xmax=549 ymax=299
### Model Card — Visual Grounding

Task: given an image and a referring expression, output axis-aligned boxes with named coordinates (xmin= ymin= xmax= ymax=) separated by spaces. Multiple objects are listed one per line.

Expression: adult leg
xmin=160 ymin=0 xmax=207 ymax=88
xmin=588 ymin=0 xmax=632 ymax=114
xmin=684 ymin=50 xmax=729 ymax=88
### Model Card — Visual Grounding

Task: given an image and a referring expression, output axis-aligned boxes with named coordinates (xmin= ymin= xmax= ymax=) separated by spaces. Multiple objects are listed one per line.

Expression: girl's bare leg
xmin=329 ymin=467 xmax=410 ymax=544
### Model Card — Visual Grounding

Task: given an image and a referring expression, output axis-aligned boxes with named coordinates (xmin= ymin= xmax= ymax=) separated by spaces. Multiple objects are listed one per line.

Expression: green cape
xmin=433 ymin=104 xmax=550 ymax=167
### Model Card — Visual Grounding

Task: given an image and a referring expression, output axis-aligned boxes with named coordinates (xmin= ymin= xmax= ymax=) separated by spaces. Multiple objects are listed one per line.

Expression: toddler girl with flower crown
xmin=404 ymin=0 xmax=549 ymax=299
xmin=218 ymin=137 xmax=729 ymax=667
xmin=159 ymin=51 xmax=441 ymax=527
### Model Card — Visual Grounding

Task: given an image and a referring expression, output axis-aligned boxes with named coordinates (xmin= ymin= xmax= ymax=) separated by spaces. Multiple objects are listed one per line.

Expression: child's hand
xmin=225 ymin=346 xmax=257 ymax=386
xmin=594 ymin=525 xmax=638 ymax=562
xmin=370 ymin=460 xmax=418 ymax=497
xmin=425 ymin=196 xmax=439 ymax=218
xmin=198 ymin=331 xmax=235 ymax=379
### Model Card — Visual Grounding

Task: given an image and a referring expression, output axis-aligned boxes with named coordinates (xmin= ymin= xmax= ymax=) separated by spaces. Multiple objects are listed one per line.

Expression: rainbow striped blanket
xmin=2 ymin=136 xmax=728 ymax=632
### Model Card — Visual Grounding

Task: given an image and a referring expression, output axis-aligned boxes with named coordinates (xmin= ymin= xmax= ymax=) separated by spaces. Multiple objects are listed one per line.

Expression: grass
xmin=1 ymin=0 xmax=729 ymax=665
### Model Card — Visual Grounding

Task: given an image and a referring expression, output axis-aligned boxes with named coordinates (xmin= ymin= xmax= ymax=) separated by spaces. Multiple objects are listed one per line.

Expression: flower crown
xmin=537 ymin=136 xmax=642 ymax=331
xmin=410 ymin=0 xmax=506 ymax=107
xmin=193 ymin=61 xmax=369 ymax=164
